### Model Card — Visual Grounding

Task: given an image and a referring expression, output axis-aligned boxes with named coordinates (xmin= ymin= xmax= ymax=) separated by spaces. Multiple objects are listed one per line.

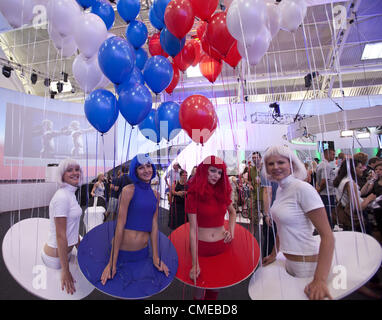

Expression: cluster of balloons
xmin=83 ymin=0 xmax=177 ymax=140
xmin=226 ymin=0 xmax=307 ymax=66
xmin=146 ymin=0 xmax=242 ymax=86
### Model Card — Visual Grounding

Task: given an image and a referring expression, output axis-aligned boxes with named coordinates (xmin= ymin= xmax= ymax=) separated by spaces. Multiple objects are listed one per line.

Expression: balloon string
xmin=120 ymin=121 xmax=127 ymax=168
xmin=125 ymin=126 xmax=133 ymax=164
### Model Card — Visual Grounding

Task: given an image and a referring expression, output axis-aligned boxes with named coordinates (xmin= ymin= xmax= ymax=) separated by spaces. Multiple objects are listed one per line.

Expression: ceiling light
xmin=50 ymin=80 xmax=72 ymax=93
xmin=186 ymin=65 xmax=202 ymax=78
xmin=31 ymin=73 xmax=38 ymax=84
xmin=356 ymin=132 xmax=370 ymax=139
xmin=340 ymin=130 xmax=353 ymax=137
xmin=361 ymin=42 xmax=382 ymax=60
xmin=2 ymin=65 xmax=13 ymax=78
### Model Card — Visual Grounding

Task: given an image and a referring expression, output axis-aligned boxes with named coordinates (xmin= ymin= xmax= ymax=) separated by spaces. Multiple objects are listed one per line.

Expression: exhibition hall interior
xmin=0 ymin=0 xmax=382 ymax=301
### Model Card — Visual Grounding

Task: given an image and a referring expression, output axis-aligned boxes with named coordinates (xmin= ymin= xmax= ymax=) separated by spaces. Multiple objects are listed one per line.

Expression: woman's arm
xmin=305 ymin=207 xmax=335 ymax=300
xmin=262 ymin=233 xmax=279 ymax=266
xmin=188 ymin=213 xmax=200 ymax=282
xmin=90 ymin=182 xmax=98 ymax=197
xmin=346 ymin=182 xmax=376 ymax=211
xmin=55 ymin=217 xmax=75 ymax=294
xmin=226 ymin=203 xmax=236 ymax=241
xmin=101 ymin=185 xmax=134 ymax=285
xmin=150 ymin=191 xmax=169 ymax=276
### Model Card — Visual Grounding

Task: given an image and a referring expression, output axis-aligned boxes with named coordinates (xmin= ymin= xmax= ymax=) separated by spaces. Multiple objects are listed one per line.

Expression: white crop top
xmin=270 ymin=175 xmax=324 ymax=255
xmin=47 ymin=183 xmax=82 ymax=248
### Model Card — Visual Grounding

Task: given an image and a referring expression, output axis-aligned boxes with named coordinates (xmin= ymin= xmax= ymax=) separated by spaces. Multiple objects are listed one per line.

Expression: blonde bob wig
xmin=262 ymin=145 xmax=307 ymax=181
xmin=56 ymin=158 xmax=83 ymax=185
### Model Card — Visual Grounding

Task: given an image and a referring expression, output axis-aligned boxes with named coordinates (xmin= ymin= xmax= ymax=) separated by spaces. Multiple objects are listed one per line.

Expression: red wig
xmin=187 ymin=155 xmax=232 ymax=207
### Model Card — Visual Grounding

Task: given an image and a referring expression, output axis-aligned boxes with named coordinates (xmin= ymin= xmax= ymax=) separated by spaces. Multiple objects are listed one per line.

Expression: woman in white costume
xmin=41 ymin=158 xmax=83 ymax=295
xmin=262 ymin=146 xmax=335 ymax=300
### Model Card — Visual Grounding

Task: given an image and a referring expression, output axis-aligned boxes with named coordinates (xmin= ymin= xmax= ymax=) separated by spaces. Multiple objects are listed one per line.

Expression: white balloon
xmin=72 ymin=54 xmax=103 ymax=94
xmin=278 ymin=0 xmax=307 ymax=33
xmin=73 ymin=12 xmax=107 ymax=59
xmin=226 ymin=0 xmax=268 ymax=47
xmin=95 ymin=75 xmax=111 ymax=90
xmin=237 ymin=26 xmax=271 ymax=66
xmin=48 ymin=23 xmax=78 ymax=57
xmin=47 ymin=0 xmax=81 ymax=37
xmin=0 ymin=0 xmax=34 ymax=28
xmin=264 ymin=0 xmax=281 ymax=38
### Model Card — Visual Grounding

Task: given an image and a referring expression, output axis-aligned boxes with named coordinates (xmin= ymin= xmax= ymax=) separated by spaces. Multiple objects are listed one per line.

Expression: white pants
xmin=285 ymin=259 xmax=317 ymax=278
xmin=41 ymin=250 xmax=71 ymax=270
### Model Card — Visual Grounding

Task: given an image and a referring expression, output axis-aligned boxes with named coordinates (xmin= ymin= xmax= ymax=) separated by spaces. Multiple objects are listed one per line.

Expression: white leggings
xmin=285 ymin=259 xmax=317 ymax=278
xmin=41 ymin=250 xmax=72 ymax=270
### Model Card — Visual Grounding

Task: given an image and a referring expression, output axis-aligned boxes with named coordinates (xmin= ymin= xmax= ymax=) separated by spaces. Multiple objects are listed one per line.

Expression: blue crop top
xmin=125 ymin=181 xmax=158 ymax=232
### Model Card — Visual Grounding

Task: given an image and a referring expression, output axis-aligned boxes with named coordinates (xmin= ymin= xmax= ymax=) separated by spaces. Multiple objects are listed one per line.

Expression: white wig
xmin=56 ymin=158 xmax=83 ymax=185
xmin=262 ymin=145 xmax=307 ymax=181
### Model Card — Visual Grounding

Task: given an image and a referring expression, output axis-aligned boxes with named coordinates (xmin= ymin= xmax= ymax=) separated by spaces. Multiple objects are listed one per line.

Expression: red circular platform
xmin=169 ymin=221 xmax=260 ymax=289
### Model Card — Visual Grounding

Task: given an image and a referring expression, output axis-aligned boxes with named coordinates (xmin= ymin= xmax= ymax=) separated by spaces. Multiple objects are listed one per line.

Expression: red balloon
xmin=173 ymin=40 xmax=195 ymax=72
xmin=190 ymin=39 xmax=201 ymax=66
xmin=206 ymin=11 xmax=235 ymax=58
xmin=148 ymin=32 xmax=169 ymax=57
xmin=196 ymin=20 xmax=207 ymax=40
xmin=165 ymin=62 xmax=180 ymax=94
xmin=179 ymin=94 xmax=217 ymax=144
xmin=164 ymin=0 xmax=195 ymax=39
xmin=190 ymin=0 xmax=218 ymax=21
xmin=200 ymin=32 xmax=223 ymax=61
xmin=223 ymin=41 xmax=242 ymax=68
xmin=199 ymin=54 xmax=222 ymax=83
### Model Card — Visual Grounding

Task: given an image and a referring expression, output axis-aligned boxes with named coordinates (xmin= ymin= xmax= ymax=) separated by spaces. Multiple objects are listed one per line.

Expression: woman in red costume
xmin=186 ymin=155 xmax=237 ymax=300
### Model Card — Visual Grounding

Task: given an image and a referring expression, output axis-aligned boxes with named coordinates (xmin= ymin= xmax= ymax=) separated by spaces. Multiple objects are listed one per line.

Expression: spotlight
xmin=31 ymin=73 xmax=38 ymax=84
xmin=44 ymin=78 xmax=51 ymax=87
xmin=56 ymin=82 xmax=63 ymax=93
xmin=62 ymin=72 xmax=68 ymax=82
xmin=2 ymin=65 xmax=13 ymax=78
xmin=304 ymin=71 xmax=318 ymax=88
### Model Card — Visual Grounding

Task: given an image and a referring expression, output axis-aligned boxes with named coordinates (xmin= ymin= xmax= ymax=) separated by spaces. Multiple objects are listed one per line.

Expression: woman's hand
xmin=153 ymin=256 xmax=170 ymax=277
xmin=189 ymin=264 xmax=200 ymax=281
xmin=304 ymin=279 xmax=333 ymax=300
xmin=61 ymin=269 xmax=76 ymax=294
xmin=223 ymin=230 xmax=233 ymax=243
xmin=262 ymin=253 xmax=276 ymax=266
xmin=100 ymin=262 xmax=116 ymax=285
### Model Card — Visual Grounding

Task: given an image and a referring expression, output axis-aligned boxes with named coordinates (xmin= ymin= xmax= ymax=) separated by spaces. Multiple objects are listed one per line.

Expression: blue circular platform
xmin=77 ymin=221 xmax=178 ymax=299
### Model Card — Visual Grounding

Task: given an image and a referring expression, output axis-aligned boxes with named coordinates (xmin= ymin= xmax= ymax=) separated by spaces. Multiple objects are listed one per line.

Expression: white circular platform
xmin=2 ymin=218 xmax=94 ymax=300
xmin=83 ymin=206 xmax=105 ymax=232
xmin=249 ymin=231 xmax=382 ymax=300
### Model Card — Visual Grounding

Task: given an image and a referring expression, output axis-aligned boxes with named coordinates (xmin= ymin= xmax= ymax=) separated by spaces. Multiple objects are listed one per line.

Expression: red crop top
xmin=185 ymin=191 xmax=227 ymax=228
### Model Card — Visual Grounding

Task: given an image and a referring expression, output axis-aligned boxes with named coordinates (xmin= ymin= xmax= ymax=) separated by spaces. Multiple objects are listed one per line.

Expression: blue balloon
xmin=143 ymin=55 xmax=173 ymax=94
xmin=153 ymin=0 xmax=171 ymax=24
xmin=138 ymin=109 xmax=161 ymax=144
xmin=91 ymin=0 xmax=115 ymax=30
xmin=160 ymin=27 xmax=186 ymax=57
xmin=76 ymin=0 xmax=96 ymax=9
xmin=98 ymin=36 xmax=136 ymax=85
xmin=135 ymin=47 xmax=148 ymax=70
xmin=84 ymin=89 xmax=119 ymax=134
xmin=114 ymin=67 xmax=144 ymax=95
xmin=117 ymin=0 xmax=140 ymax=23
xmin=157 ymin=101 xmax=181 ymax=141
xmin=126 ymin=20 xmax=148 ymax=49
xmin=149 ymin=6 xmax=164 ymax=30
xmin=117 ymin=83 xmax=152 ymax=126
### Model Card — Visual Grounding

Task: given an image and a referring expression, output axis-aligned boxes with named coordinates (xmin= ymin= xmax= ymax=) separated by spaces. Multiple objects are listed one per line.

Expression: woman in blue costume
xmin=100 ymin=154 xmax=169 ymax=285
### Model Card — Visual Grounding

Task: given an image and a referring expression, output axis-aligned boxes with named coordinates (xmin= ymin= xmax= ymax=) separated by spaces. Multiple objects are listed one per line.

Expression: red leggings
xmin=198 ymin=239 xmax=230 ymax=257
